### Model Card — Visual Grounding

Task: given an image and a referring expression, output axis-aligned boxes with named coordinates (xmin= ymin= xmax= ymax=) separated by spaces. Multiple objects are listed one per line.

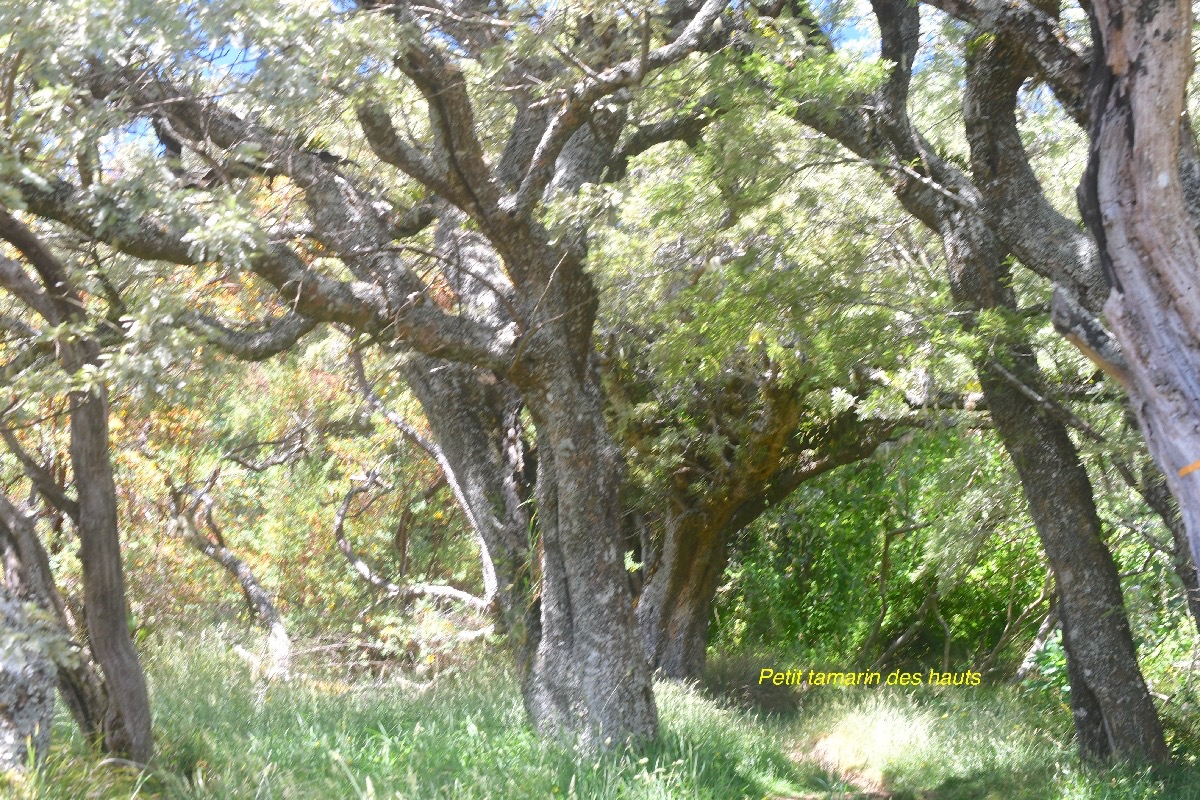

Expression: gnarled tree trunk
xmin=636 ymin=517 xmax=729 ymax=680
xmin=1080 ymin=0 xmax=1200 ymax=568
xmin=67 ymin=374 xmax=153 ymax=762
xmin=521 ymin=359 xmax=657 ymax=743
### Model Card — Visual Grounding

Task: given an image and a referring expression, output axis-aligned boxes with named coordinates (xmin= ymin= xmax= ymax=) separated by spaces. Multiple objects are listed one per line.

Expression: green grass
xmin=6 ymin=632 xmax=1200 ymax=799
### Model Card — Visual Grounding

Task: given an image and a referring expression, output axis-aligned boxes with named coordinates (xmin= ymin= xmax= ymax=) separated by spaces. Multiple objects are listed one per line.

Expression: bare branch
xmin=357 ymin=102 xmax=453 ymax=194
xmin=0 ymin=427 xmax=79 ymax=522
xmin=0 ymin=208 xmax=78 ymax=315
xmin=349 ymin=350 xmax=498 ymax=604
xmin=0 ymin=255 xmax=60 ymax=324
xmin=167 ymin=475 xmax=290 ymax=679
xmin=1050 ymin=285 xmax=1130 ymax=386
xmin=223 ymin=429 xmax=309 ymax=473
xmin=506 ymin=0 xmax=727 ymax=216
xmin=333 ymin=478 xmax=489 ymax=611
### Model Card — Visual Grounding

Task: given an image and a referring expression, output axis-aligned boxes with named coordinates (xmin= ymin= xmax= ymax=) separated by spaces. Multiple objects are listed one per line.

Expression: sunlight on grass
xmin=9 ymin=633 xmax=1200 ymax=799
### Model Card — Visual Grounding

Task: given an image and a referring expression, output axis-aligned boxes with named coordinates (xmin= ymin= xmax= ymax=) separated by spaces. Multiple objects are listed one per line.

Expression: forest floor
xmin=6 ymin=628 xmax=1200 ymax=799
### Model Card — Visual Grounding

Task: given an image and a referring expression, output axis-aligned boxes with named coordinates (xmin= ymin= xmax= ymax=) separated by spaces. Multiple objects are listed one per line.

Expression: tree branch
xmin=607 ymin=93 xmax=725 ymax=182
xmin=179 ymin=310 xmax=320 ymax=362
xmin=333 ymin=478 xmax=489 ymax=611
xmin=0 ymin=427 xmax=79 ymax=522
xmin=505 ymin=0 xmax=727 ymax=216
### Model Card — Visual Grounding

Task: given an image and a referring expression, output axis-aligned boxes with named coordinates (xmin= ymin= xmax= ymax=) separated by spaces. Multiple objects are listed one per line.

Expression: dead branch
xmin=333 ymin=476 xmax=488 ymax=612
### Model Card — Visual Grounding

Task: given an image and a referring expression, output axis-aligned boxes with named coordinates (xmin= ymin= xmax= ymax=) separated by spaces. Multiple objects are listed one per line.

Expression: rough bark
xmin=1079 ymin=0 xmax=1200 ymax=574
xmin=637 ymin=516 xmax=729 ymax=681
xmin=0 ymin=585 xmax=54 ymax=771
xmin=519 ymin=353 xmax=658 ymax=744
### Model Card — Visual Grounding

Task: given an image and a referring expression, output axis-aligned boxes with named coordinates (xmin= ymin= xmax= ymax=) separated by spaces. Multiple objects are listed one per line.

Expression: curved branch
xmin=920 ymin=0 xmax=1089 ymax=125
xmin=0 ymin=427 xmax=79 ymax=522
xmin=607 ymin=93 xmax=725 ymax=182
xmin=179 ymin=310 xmax=319 ymax=362
xmin=333 ymin=481 xmax=489 ymax=612
xmin=350 ymin=350 xmax=498 ymax=603
xmin=167 ymin=477 xmax=290 ymax=679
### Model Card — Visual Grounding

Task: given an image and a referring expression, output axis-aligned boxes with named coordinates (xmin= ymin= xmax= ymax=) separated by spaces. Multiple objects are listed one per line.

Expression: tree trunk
xmin=1060 ymin=604 xmax=1112 ymax=763
xmin=521 ymin=364 xmax=657 ymax=744
xmin=0 ymin=584 xmax=55 ymax=771
xmin=938 ymin=203 xmax=1170 ymax=763
xmin=0 ymin=503 xmax=111 ymax=751
xmin=631 ymin=398 xmax=905 ymax=680
xmin=1136 ymin=468 xmax=1200 ymax=635
xmin=0 ymin=210 xmax=153 ymax=761
xmin=636 ymin=518 xmax=727 ymax=680
xmin=68 ymin=376 xmax=153 ymax=763
xmin=1080 ymin=0 xmax=1200 ymax=568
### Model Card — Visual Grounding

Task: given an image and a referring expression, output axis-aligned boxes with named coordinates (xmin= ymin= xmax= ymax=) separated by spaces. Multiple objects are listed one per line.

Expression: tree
xmin=920 ymin=0 xmax=1200 ymax=620
xmin=733 ymin=0 xmax=1170 ymax=761
xmin=0 ymin=0 xmax=745 ymax=745
xmin=0 ymin=212 xmax=153 ymax=761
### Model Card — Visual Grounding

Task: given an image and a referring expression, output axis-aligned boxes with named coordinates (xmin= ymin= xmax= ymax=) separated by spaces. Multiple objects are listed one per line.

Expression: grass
xmin=5 ymin=632 xmax=1200 ymax=799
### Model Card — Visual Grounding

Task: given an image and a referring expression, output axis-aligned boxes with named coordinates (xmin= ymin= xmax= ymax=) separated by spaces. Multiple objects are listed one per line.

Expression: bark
xmin=1079 ymin=0 xmax=1200 ymax=586
xmin=68 ymin=379 xmax=153 ymax=762
xmin=636 ymin=516 xmax=729 ymax=680
xmin=1060 ymin=604 xmax=1113 ymax=763
xmin=520 ymin=356 xmax=658 ymax=744
xmin=0 ymin=502 xmax=110 ymax=750
xmin=0 ymin=584 xmax=54 ymax=771
xmin=937 ymin=198 xmax=1169 ymax=763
